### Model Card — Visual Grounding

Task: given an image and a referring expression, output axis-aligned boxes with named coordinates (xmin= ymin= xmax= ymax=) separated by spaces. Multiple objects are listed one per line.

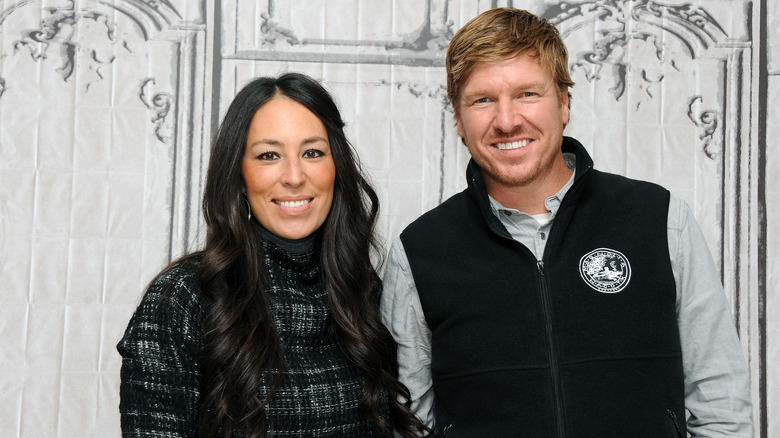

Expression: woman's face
xmin=241 ymin=96 xmax=336 ymax=240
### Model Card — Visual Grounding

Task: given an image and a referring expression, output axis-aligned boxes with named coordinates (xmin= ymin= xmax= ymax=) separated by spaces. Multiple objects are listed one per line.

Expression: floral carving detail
xmin=544 ymin=0 xmax=726 ymax=106
xmin=392 ymin=17 xmax=454 ymax=52
xmin=12 ymin=2 xmax=128 ymax=87
xmin=687 ymin=96 xmax=721 ymax=159
xmin=140 ymin=78 xmax=175 ymax=144
xmin=259 ymin=12 xmax=299 ymax=46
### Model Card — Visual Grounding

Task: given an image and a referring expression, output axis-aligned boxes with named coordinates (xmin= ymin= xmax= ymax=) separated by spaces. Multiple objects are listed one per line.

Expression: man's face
xmin=456 ymin=52 xmax=570 ymax=195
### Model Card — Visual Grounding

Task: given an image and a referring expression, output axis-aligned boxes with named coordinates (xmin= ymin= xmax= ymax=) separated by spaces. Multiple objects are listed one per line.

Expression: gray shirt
xmin=381 ymin=161 xmax=753 ymax=437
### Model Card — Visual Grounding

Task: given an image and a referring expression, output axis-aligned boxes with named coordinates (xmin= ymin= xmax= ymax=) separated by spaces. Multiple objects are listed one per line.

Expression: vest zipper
xmin=537 ymin=260 xmax=566 ymax=437
xmin=667 ymin=409 xmax=684 ymax=438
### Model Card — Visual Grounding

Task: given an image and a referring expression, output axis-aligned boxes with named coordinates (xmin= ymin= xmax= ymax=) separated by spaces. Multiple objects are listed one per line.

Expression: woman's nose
xmin=281 ymin=158 xmax=305 ymax=187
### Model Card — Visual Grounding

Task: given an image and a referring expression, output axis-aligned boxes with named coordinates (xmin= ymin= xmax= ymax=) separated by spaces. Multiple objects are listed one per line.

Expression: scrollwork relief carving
xmin=259 ymin=11 xmax=300 ymax=47
xmin=387 ymin=8 xmax=453 ymax=53
xmin=547 ymin=0 xmax=725 ymax=100
xmin=1 ymin=0 xmax=182 ymax=92
xmin=543 ymin=0 xmax=729 ymax=156
xmin=140 ymin=77 xmax=175 ymax=144
xmin=0 ymin=0 xmax=188 ymax=141
xmin=12 ymin=3 xmax=125 ymax=86
xmin=686 ymin=95 xmax=721 ymax=159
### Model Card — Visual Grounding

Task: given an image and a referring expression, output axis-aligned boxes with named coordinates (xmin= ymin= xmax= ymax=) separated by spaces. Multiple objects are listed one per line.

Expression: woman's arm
xmin=117 ymin=262 xmax=207 ymax=437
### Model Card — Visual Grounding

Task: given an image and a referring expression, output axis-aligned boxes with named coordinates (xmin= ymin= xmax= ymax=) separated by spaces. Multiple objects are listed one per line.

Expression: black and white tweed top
xmin=117 ymin=229 xmax=386 ymax=437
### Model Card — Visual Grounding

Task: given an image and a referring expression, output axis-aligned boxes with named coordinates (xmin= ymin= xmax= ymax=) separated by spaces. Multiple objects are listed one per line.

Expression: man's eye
xmin=522 ymin=92 xmax=536 ymax=97
xmin=303 ymin=149 xmax=324 ymax=158
xmin=475 ymin=97 xmax=490 ymax=104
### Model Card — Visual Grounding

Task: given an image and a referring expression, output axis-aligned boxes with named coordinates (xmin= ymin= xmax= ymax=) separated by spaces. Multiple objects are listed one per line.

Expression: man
xmin=381 ymin=7 xmax=752 ymax=437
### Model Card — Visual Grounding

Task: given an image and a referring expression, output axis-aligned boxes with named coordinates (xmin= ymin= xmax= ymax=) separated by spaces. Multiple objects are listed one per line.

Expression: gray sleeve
xmin=380 ymin=236 xmax=436 ymax=431
xmin=668 ymin=195 xmax=753 ymax=437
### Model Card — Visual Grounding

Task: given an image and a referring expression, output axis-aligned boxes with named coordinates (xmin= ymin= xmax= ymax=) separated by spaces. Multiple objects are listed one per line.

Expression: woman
xmin=117 ymin=73 xmax=429 ymax=437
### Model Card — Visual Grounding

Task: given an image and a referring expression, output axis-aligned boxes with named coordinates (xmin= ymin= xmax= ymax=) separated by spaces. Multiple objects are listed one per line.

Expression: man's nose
xmin=495 ymin=99 xmax=523 ymax=134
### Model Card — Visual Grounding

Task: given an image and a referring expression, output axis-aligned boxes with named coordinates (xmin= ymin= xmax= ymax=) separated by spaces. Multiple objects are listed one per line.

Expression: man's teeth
xmin=496 ymin=139 xmax=531 ymax=150
xmin=278 ymin=199 xmax=309 ymax=208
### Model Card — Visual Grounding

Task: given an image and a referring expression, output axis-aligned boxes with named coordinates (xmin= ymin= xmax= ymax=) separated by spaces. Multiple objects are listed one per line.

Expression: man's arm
xmin=668 ymin=196 xmax=753 ymax=437
xmin=381 ymin=237 xmax=435 ymax=430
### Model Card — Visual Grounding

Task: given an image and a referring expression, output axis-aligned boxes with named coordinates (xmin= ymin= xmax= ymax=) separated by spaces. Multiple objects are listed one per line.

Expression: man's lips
xmin=494 ymin=139 xmax=532 ymax=150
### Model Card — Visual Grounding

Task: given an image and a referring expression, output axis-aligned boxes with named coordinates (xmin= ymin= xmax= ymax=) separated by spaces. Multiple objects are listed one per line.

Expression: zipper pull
xmin=667 ymin=409 xmax=684 ymax=437
xmin=537 ymin=260 xmax=544 ymax=274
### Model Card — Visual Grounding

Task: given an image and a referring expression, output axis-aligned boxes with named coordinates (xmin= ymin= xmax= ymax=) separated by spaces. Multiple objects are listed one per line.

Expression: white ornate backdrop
xmin=0 ymin=0 xmax=775 ymax=436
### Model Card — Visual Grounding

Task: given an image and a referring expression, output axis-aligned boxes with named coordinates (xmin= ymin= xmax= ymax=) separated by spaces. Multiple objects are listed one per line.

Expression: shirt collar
xmin=489 ymin=152 xmax=577 ymax=219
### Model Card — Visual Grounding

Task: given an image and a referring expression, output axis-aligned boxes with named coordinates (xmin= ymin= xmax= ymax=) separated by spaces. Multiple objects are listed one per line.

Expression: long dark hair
xmin=190 ymin=73 xmax=427 ymax=437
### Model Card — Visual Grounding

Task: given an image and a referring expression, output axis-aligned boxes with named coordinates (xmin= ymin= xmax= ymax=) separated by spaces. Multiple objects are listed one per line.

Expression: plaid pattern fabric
xmin=118 ymin=233 xmax=385 ymax=437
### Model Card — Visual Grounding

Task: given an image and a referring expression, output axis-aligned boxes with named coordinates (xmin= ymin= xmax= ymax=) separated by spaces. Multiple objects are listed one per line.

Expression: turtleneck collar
xmin=255 ymin=224 xmax=319 ymax=255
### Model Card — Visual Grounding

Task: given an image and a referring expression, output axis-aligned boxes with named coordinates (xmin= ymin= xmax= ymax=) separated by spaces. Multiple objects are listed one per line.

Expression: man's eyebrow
xmin=462 ymin=82 xmax=547 ymax=97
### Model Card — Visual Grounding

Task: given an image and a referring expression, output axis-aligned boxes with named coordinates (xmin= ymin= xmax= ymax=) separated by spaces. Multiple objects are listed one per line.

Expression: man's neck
xmin=485 ymin=160 xmax=573 ymax=215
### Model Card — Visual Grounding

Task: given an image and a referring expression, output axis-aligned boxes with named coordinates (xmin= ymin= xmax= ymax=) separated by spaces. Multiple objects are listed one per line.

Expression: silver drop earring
xmin=244 ymin=194 xmax=252 ymax=221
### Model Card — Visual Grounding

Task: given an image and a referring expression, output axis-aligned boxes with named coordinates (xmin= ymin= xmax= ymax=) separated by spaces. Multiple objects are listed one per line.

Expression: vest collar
xmin=465 ymin=136 xmax=594 ymax=238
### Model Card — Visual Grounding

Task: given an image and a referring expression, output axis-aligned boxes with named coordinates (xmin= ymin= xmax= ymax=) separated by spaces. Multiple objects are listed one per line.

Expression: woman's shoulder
xmin=149 ymin=257 xmax=202 ymax=295
xmin=118 ymin=256 xmax=207 ymax=358
xmin=133 ymin=256 xmax=207 ymax=329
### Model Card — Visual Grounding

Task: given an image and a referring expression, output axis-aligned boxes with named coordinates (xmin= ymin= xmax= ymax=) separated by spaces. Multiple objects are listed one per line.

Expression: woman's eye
xmin=257 ymin=152 xmax=279 ymax=160
xmin=303 ymin=149 xmax=325 ymax=159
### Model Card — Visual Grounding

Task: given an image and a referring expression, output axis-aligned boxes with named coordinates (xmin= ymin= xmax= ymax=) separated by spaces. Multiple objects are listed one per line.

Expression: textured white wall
xmin=0 ymin=0 xmax=774 ymax=436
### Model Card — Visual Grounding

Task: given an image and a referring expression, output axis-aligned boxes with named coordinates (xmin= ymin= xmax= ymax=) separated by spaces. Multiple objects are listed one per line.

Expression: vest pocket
xmin=666 ymin=409 xmax=684 ymax=438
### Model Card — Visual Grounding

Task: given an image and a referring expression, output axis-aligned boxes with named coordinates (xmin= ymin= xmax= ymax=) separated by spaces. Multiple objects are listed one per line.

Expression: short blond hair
xmin=446 ymin=8 xmax=574 ymax=118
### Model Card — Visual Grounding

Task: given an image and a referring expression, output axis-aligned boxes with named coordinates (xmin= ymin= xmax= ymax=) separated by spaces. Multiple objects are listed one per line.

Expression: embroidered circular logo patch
xmin=579 ymin=248 xmax=632 ymax=293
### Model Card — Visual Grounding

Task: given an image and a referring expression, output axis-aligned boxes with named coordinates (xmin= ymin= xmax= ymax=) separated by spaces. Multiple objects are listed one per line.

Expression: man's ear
xmin=456 ymin=116 xmax=466 ymax=143
xmin=560 ymin=91 xmax=570 ymax=127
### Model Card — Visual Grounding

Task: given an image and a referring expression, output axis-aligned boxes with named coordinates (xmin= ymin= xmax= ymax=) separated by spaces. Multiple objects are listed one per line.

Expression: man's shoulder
xmin=403 ymin=190 xmax=473 ymax=231
xmin=588 ymin=169 xmax=670 ymax=198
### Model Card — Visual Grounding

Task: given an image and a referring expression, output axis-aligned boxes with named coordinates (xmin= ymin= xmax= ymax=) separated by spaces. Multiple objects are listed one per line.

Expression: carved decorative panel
xmin=0 ymin=0 xmax=208 ymax=435
xmin=0 ymin=0 xmax=771 ymax=436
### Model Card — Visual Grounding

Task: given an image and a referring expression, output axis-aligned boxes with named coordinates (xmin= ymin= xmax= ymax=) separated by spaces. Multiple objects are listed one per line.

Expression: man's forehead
xmin=461 ymin=57 xmax=552 ymax=91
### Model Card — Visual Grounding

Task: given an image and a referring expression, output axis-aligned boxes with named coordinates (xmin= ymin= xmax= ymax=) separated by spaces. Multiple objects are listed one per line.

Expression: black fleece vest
xmin=400 ymin=139 xmax=686 ymax=438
